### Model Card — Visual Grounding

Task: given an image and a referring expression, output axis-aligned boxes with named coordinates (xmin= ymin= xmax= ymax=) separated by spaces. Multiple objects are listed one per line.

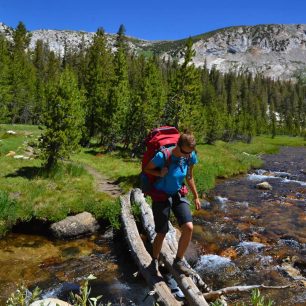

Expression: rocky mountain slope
xmin=1 ymin=22 xmax=306 ymax=80
xmin=192 ymin=24 xmax=306 ymax=80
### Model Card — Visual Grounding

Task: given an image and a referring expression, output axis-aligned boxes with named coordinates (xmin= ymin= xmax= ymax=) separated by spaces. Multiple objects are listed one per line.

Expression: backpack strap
xmin=161 ymin=147 xmax=192 ymax=178
xmin=161 ymin=147 xmax=174 ymax=168
xmin=186 ymin=155 xmax=191 ymax=179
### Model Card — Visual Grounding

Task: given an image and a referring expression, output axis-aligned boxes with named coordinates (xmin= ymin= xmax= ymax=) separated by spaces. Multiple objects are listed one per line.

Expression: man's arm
xmin=186 ymin=165 xmax=201 ymax=210
xmin=143 ymin=160 xmax=168 ymax=177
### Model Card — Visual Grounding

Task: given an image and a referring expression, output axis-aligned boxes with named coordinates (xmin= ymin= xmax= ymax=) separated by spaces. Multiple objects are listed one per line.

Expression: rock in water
xmin=30 ymin=298 xmax=72 ymax=306
xmin=256 ymin=181 xmax=273 ymax=190
xmin=50 ymin=212 xmax=99 ymax=238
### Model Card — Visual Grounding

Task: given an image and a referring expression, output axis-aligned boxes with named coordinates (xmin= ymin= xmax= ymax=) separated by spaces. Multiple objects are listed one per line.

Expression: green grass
xmin=73 ymin=148 xmax=140 ymax=192
xmin=195 ymin=141 xmax=262 ymax=193
xmin=73 ymin=134 xmax=305 ymax=197
xmin=195 ymin=135 xmax=305 ymax=193
xmin=0 ymin=124 xmax=41 ymax=156
xmin=0 ymin=124 xmax=305 ymax=236
xmin=0 ymin=124 xmax=118 ymax=236
xmin=230 ymin=135 xmax=305 ymax=154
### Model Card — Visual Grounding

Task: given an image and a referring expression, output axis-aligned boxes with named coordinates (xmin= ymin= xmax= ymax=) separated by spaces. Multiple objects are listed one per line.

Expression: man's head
xmin=177 ymin=131 xmax=196 ymax=156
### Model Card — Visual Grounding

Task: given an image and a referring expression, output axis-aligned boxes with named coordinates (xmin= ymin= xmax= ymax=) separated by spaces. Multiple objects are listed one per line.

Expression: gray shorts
xmin=152 ymin=192 xmax=193 ymax=234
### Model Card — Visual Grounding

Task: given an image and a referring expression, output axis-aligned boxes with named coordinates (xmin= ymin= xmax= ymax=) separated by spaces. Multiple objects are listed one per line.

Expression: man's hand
xmin=194 ymin=198 xmax=201 ymax=210
xmin=160 ymin=167 xmax=168 ymax=177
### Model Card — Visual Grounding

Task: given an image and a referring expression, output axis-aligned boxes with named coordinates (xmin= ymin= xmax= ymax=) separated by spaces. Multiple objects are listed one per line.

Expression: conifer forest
xmin=1 ymin=22 xmax=306 ymax=168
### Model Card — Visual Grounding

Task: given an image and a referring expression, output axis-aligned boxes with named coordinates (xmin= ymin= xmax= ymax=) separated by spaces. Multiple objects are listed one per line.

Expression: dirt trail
xmin=83 ymin=164 xmax=123 ymax=197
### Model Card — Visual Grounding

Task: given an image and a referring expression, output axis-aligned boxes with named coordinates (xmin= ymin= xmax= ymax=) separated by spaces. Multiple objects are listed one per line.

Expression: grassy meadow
xmin=0 ymin=124 xmax=305 ymax=236
xmin=0 ymin=124 xmax=118 ymax=236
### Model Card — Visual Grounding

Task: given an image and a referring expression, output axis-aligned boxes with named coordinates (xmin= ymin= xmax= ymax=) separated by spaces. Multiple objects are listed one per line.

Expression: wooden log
xmin=131 ymin=189 xmax=210 ymax=306
xmin=131 ymin=188 xmax=209 ymax=291
xmin=120 ymin=193 xmax=181 ymax=306
xmin=203 ymin=284 xmax=291 ymax=301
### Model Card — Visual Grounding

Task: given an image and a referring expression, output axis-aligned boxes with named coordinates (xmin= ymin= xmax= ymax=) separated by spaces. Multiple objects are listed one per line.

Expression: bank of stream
xmin=0 ymin=146 xmax=305 ymax=305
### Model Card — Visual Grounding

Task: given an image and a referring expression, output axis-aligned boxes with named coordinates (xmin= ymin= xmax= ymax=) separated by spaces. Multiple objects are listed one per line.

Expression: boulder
xmin=194 ymin=254 xmax=238 ymax=277
xmin=200 ymin=199 xmax=212 ymax=209
xmin=256 ymin=181 xmax=272 ymax=190
xmin=30 ymin=298 xmax=71 ymax=306
xmin=14 ymin=155 xmax=30 ymax=160
xmin=235 ymin=241 xmax=265 ymax=255
xmin=24 ymin=145 xmax=36 ymax=157
xmin=50 ymin=212 xmax=99 ymax=238
xmin=6 ymin=151 xmax=16 ymax=157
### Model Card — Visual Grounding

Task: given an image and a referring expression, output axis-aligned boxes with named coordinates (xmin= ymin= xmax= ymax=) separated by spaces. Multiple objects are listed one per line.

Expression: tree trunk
xmin=120 ymin=192 xmax=181 ymax=306
xmin=131 ymin=189 xmax=211 ymax=306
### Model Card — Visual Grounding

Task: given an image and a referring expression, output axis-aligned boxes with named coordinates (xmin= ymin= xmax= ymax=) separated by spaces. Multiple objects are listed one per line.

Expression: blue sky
xmin=0 ymin=0 xmax=305 ymax=40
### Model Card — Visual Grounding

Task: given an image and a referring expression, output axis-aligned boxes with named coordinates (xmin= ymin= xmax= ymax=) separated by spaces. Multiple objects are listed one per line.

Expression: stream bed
xmin=0 ymin=146 xmax=305 ymax=305
xmin=193 ymin=146 xmax=306 ymax=305
xmin=0 ymin=228 xmax=153 ymax=305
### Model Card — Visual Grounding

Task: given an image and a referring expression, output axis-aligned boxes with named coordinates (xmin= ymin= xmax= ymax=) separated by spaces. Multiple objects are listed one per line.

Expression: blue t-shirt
xmin=151 ymin=149 xmax=198 ymax=195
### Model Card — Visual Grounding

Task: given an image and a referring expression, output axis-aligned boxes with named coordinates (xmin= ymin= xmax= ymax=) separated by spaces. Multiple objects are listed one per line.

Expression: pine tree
xmin=84 ymin=27 xmax=114 ymax=142
xmin=269 ymin=100 xmax=277 ymax=138
xmin=122 ymin=54 xmax=145 ymax=149
xmin=224 ymin=73 xmax=238 ymax=140
xmin=9 ymin=22 xmax=36 ymax=123
xmin=39 ymin=68 xmax=85 ymax=170
xmin=235 ymin=78 xmax=255 ymax=142
xmin=107 ymin=24 xmax=130 ymax=149
xmin=166 ymin=37 xmax=202 ymax=133
xmin=126 ymin=55 xmax=166 ymax=149
xmin=0 ymin=35 xmax=12 ymax=123
xmin=142 ymin=56 xmax=166 ymax=129
xmin=32 ymin=39 xmax=50 ymax=124
xmin=202 ymin=83 xmax=222 ymax=144
xmin=45 ymin=51 xmax=61 ymax=83
xmin=296 ymin=81 xmax=306 ymax=138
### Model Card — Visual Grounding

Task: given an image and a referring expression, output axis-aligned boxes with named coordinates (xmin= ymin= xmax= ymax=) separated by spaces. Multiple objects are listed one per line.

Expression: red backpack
xmin=140 ymin=126 xmax=188 ymax=201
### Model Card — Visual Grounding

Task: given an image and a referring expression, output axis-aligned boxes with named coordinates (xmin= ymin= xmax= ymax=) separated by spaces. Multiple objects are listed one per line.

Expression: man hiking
xmin=143 ymin=130 xmax=201 ymax=276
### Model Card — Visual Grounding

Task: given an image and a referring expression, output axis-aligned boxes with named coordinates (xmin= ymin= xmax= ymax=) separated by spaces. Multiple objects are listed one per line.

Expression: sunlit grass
xmin=1 ymin=124 xmax=305 ymax=235
xmin=73 ymin=148 xmax=140 ymax=192
xmin=0 ymin=131 xmax=117 ymax=236
xmin=0 ymin=124 xmax=41 ymax=156
xmin=231 ymin=135 xmax=305 ymax=154
xmin=195 ymin=141 xmax=262 ymax=193
xmin=194 ymin=135 xmax=305 ymax=193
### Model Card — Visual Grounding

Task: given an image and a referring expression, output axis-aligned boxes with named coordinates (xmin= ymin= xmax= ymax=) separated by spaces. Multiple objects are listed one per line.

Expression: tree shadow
xmin=114 ymin=174 xmax=140 ymax=188
xmin=83 ymin=147 xmax=141 ymax=164
xmin=83 ymin=149 xmax=100 ymax=156
xmin=5 ymin=166 xmax=42 ymax=180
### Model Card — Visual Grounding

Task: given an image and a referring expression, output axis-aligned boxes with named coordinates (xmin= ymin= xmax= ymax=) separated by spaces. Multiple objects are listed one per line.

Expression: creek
xmin=193 ymin=146 xmax=306 ymax=305
xmin=0 ymin=146 xmax=305 ymax=305
xmin=0 ymin=227 xmax=153 ymax=305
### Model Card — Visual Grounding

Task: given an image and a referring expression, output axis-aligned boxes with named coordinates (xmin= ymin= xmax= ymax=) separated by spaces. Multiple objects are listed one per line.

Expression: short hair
xmin=177 ymin=131 xmax=196 ymax=149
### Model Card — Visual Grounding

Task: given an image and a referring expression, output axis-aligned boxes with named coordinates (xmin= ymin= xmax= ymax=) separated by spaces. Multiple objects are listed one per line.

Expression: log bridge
xmin=120 ymin=188 xmax=291 ymax=305
xmin=120 ymin=188 xmax=213 ymax=306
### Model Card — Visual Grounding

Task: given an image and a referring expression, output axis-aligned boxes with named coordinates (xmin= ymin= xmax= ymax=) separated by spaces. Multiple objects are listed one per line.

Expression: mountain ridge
xmin=1 ymin=22 xmax=306 ymax=80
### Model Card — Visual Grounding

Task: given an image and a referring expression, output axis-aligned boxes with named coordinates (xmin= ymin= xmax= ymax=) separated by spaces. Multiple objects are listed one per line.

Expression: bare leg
xmin=153 ymin=232 xmax=166 ymax=259
xmin=176 ymin=222 xmax=193 ymax=259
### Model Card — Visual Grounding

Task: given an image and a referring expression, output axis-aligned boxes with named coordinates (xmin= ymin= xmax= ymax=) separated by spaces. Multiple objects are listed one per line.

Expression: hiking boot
xmin=149 ymin=258 xmax=159 ymax=275
xmin=173 ymin=258 xmax=193 ymax=276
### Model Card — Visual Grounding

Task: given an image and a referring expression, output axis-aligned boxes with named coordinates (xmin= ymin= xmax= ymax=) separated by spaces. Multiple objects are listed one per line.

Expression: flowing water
xmin=193 ymin=147 xmax=306 ymax=305
xmin=0 ymin=227 xmax=153 ymax=305
xmin=0 ymin=146 xmax=305 ymax=305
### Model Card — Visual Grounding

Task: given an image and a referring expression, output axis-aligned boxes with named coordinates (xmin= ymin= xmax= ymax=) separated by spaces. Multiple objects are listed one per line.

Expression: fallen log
xmin=130 ymin=189 xmax=290 ymax=305
xmin=131 ymin=189 xmax=210 ymax=306
xmin=203 ymin=284 xmax=292 ymax=302
xmin=120 ymin=193 xmax=181 ymax=306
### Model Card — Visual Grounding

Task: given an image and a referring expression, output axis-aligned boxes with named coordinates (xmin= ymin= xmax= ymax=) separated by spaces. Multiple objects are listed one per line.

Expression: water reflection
xmin=0 ymin=229 xmax=152 ymax=305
